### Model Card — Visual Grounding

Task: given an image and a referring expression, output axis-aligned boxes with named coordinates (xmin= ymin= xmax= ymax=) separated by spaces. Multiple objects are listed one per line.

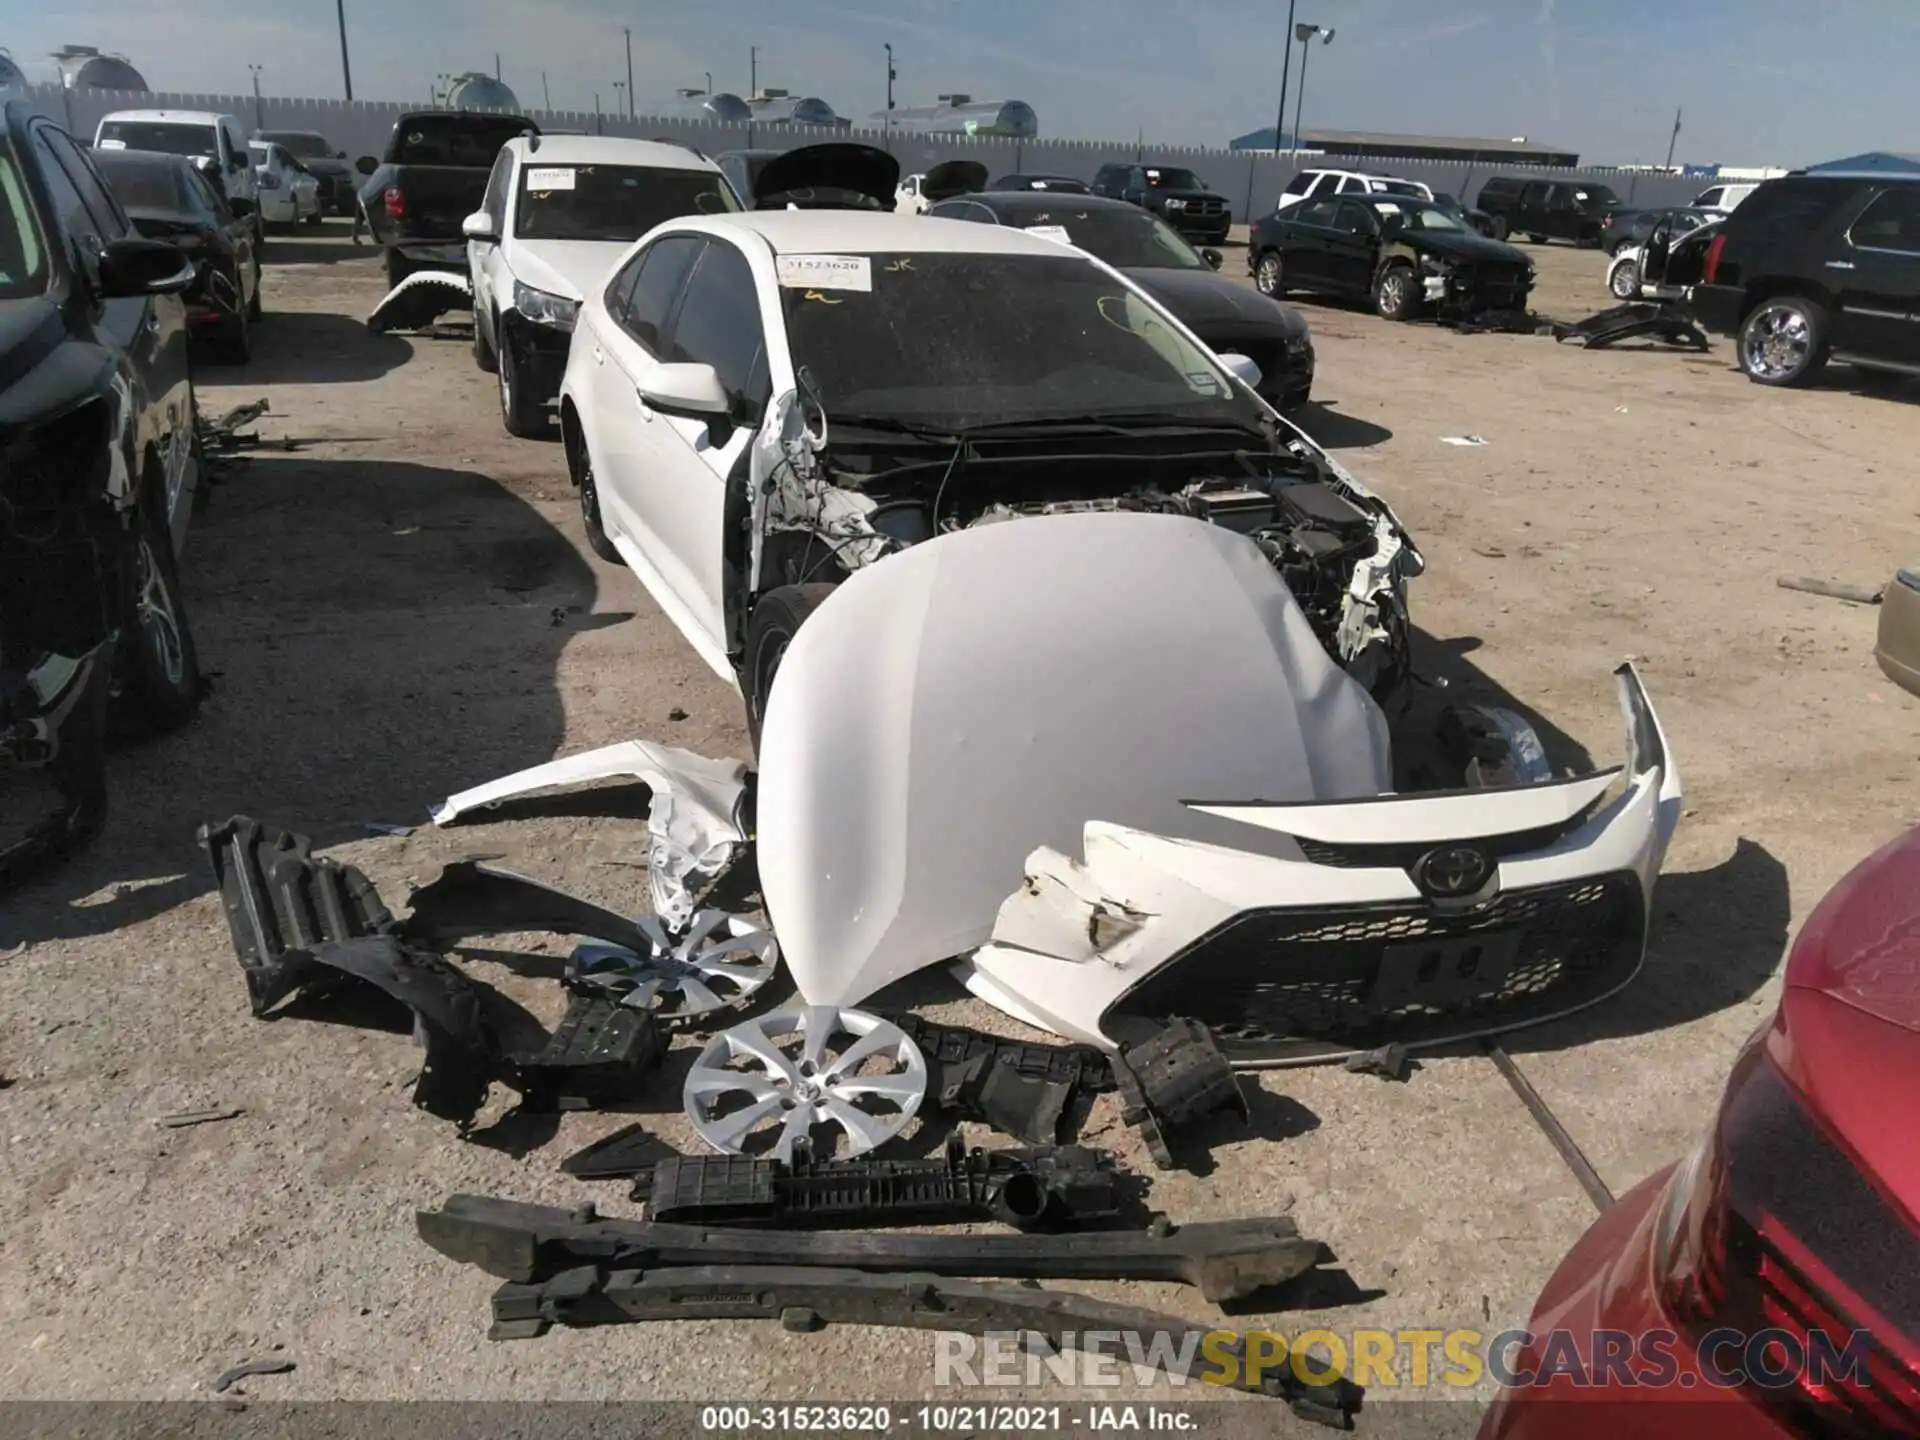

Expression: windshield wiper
xmin=821 ymin=413 xmax=963 ymax=445
xmin=960 ymin=412 xmax=1264 ymax=441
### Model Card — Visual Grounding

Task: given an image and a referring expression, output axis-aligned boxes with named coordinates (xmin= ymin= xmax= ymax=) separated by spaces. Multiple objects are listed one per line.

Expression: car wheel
xmin=113 ymin=495 xmax=203 ymax=740
xmin=498 ymin=332 xmax=547 ymax=438
xmin=1254 ymin=251 xmax=1285 ymax=296
xmin=574 ymin=438 xmax=622 ymax=564
xmin=474 ymin=306 xmax=497 ymax=373
xmin=1526 ymin=232 xmax=1547 ymax=245
xmin=740 ymin=583 xmax=837 ymax=749
xmin=384 ymin=249 xmax=412 ymax=290
xmin=213 ymin=303 xmax=251 ymax=365
xmin=1373 ymin=265 xmax=1422 ymax=322
xmin=304 ymin=209 xmax=324 ymax=228
xmin=1490 ymin=216 xmax=1510 ymax=240
xmin=1609 ymin=258 xmax=1640 ymax=301
xmin=246 ymin=260 xmax=263 ymax=322
xmin=1739 ymin=295 xmax=1830 ymax=387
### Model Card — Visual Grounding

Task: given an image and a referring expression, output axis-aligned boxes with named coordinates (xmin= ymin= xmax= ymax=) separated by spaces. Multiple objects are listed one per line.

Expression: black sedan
xmin=92 ymin=148 xmax=261 ymax=362
xmin=1250 ymin=193 xmax=1535 ymax=323
xmin=987 ymin=173 xmax=1090 ymax=194
xmin=927 ymin=190 xmax=1313 ymax=409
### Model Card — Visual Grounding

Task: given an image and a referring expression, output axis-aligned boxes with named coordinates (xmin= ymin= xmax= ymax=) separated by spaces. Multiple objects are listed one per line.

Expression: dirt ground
xmin=3 ymin=222 xmax=1917 ymax=1427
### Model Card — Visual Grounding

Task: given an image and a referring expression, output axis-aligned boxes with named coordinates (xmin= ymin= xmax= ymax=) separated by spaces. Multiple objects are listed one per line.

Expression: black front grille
xmin=1452 ymin=265 xmax=1532 ymax=309
xmin=1109 ymin=873 xmax=1644 ymax=1059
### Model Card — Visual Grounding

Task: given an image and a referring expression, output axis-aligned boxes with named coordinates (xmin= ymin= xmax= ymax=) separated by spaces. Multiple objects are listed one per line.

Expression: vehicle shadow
xmin=1290 ymin=401 xmax=1393 ymax=450
xmin=239 ymin=310 xmax=413 ymax=383
xmin=1813 ymin=367 xmax=1920 ymax=406
xmin=260 ymin=228 xmax=374 ymax=268
xmin=0 ymin=455 xmax=594 ymax=951
xmin=1397 ymin=628 xmax=1595 ymax=780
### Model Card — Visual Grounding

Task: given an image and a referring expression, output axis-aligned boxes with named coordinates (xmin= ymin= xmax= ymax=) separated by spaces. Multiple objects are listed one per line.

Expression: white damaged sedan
xmin=532 ymin=205 xmax=1682 ymax=1074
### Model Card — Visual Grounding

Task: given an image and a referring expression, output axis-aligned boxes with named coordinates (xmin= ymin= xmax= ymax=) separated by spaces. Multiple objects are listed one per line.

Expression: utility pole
xmin=750 ymin=46 xmax=758 ymax=97
xmin=248 ymin=64 xmax=263 ymax=130
xmin=495 ymin=53 xmax=501 ymax=80
xmin=614 ymin=80 xmax=626 ymax=126
xmin=542 ymin=71 xmax=550 ymax=111
xmin=594 ymin=92 xmax=602 ymax=135
xmin=705 ymin=71 xmax=713 ymax=96
xmin=884 ymin=43 xmax=896 ymax=144
xmin=625 ymin=28 xmax=635 ymax=118
xmin=1270 ymin=0 xmax=1298 ymax=152
xmin=1665 ymin=106 xmax=1683 ymax=171
xmin=336 ymin=0 xmax=354 ymax=100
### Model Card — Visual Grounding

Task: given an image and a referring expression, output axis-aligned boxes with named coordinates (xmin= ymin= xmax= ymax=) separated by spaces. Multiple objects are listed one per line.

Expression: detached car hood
xmin=507 ymin=240 xmax=632 ymax=304
xmin=1399 ymin=230 xmax=1532 ymax=267
xmin=755 ymin=511 xmax=1392 ymax=1010
xmin=752 ymin=143 xmax=900 ymax=210
xmin=1122 ymin=267 xmax=1306 ymax=335
xmin=920 ymin=159 xmax=988 ymax=203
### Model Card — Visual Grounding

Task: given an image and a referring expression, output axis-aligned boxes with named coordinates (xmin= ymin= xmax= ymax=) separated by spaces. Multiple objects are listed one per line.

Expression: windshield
xmin=392 ymin=116 xmax=529 ymax=166
xmin=91 ymin=155 xmax=197 ymax=215
xmin=1142 ymin=167 xmax=1203 ymax=190
xmin=1011 ymin=206 xmax=1206 ymax=270
xmin=97 ymin=121 xmax=217 ymax=159
xmin=259 ymin=132 xmax=332 ymax=159
xmin=0 ymin=143 xmax=48 ymax=299
xmin=516 ymin=164 xmax=736 ymax=241
xmin=1575 ymin=184 xmax=1620 ymax=206
xmin=1366 ymin=198 xmax=1468 ymax=233
xmin=780 ymin=252 xmax=1261 ymax=432
xmin=1377 ymin=180 xmax=1428 ymax=198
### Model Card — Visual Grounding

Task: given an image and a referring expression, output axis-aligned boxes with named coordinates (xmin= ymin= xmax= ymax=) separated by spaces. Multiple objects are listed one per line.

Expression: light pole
xmin=1270 ymin=0 xmax=1298 ymax=152
xmin=1290 ymin=23 xmax=1334 ymax=156
xmin=705 ymin=71 xmax=713 ymax=96
xmin=624 ymin=28 xmax=634 ymax=118
xmin=884 ymin=43 xmax=896 ymax=143
xmin=247 ymin=63 xmax=263 ymax=130
xmin=336 ymin=0 xmax=353 ymax=101
xmin=613 ymin=79 xmax=626 ymax=126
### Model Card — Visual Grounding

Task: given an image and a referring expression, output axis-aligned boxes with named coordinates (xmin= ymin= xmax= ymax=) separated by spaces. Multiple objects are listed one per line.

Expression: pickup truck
xmin=355 ymin=110 xmax=537 ymax=288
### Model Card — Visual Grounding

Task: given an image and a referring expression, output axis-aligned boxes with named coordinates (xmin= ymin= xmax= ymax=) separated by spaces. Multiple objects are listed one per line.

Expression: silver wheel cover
xmin=569 ymin=910 xmax=778 ymax=1018
xmin=684 ymin=1006 xmax=927 ymax=1161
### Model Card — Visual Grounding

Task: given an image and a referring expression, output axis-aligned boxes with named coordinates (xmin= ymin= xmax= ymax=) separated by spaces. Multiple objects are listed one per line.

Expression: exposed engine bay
xmin=751 ymin=402 xmax=1420 ymax=700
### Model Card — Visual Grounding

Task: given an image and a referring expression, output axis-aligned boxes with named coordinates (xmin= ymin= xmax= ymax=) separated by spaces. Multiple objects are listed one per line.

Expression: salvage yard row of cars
xmin=6 ymin=88 xmax=1920 ymax=1431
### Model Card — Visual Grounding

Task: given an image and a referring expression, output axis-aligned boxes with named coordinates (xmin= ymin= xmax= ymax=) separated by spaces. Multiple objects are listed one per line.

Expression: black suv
xmin=1090 ymin=162 xmax=1231 ymax=244
xmin=1686 ymin=172 xmax=1920 ymax=388
xmin=0 ymin=100 xmax=205 ymax=883
xmin=1475 ymin=176 xmax=1621 ymax=246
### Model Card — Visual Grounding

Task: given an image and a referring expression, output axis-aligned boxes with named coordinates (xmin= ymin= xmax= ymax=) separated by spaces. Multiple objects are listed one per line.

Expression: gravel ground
xmin=2 ymin=223 xmax=1916 ymax=1428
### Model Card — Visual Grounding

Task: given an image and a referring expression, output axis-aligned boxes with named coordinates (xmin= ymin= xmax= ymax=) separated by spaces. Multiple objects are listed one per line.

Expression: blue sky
xmin=9 ymin=0 xmax=1917 ymax=164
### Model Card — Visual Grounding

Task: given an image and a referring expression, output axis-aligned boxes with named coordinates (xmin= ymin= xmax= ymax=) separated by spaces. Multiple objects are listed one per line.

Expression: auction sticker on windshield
xmin=1024 ymin=225 xmax=1072 ymax=243
xmin=776 ymin=254 xmax=872 ymax=291
xmin=525 ymin=167 xmax=576 ymax=191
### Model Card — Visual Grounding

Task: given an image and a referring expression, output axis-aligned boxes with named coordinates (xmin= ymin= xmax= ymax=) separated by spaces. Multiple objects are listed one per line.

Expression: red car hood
xmin=1776 ymin=826 xmax=1920 ymax=1218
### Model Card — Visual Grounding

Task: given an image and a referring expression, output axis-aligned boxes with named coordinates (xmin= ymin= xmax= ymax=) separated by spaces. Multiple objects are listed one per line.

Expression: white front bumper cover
xmin=963 ymin=664 xmax=1681 ymax=1064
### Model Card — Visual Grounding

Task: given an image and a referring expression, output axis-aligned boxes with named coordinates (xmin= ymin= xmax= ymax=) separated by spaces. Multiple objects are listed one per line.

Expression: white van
xmin=1690 ymin=182 xmax=1757 ymax=216
xmin=94 ymin=109 xmax=261 ymax=241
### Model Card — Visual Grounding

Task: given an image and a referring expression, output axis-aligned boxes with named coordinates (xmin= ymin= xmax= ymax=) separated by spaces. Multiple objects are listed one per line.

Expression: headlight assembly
xmin=514 ymin=281 xmax=579 ymax=331
xmin=1164 ymin=198 xmax=1186 ymax=211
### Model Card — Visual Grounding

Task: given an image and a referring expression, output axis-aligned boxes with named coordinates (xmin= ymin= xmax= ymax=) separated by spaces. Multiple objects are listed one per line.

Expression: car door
xmin=33 ymin=123 xmax=197 ymax=540
xmin=1327 ymin=199 xmax=1382 ymax=294
xmin=1279 ymin=196 xmax=1340 ymax=286
xmin=1518 ymin=181 xmax=1552 ymax=235
xmin=1832 ymin=187 xmax=1920 ymax=365
xmin=1091 ymin=165 xmax=1122 ymax=198
xmin=642 ymin=239 xmax=771 ymax=656
xmin=191 ymin=166 xmax=256 ymax=314
xmin=470 ymin=148 xmax=514 ymax=347
xmin=586 ymin=232 xmax=705 ymax=598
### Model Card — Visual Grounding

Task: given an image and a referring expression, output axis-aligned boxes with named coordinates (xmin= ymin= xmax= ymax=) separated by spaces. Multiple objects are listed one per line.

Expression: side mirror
xmin=1201 ymin=248 xmax=1223 ymax=270
xmin=462 ymin=211 xmax=499 ymax=242
xmin=98 ymin=237 xmax=196 ymax=298
xmin=355 ymin=155 xmax=378 ymax=176
xmin=1217 ymin=352 xmax=1263 ymax=390
xmin=637 ymin=361 xmax=731 ymax=420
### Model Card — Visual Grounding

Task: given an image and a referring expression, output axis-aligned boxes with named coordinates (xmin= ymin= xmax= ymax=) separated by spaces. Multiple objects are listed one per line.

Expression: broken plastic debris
xmin=157 ymin=1107 xmax=245 ymax=1129
xmin=1440 ymin=435 xmax=1489 ymax=447
xmin=213 ymin=1356 xmax=295 ymax=1392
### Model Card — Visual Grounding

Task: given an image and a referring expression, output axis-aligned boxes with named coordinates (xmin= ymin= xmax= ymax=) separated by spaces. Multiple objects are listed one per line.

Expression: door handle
xmin=1826 ymin=260 xmax=1856 ymax=270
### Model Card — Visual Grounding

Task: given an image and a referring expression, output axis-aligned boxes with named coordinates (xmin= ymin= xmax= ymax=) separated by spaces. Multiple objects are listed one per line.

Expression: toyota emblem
xmin=1415 ymin=844 xmax=1492 ymax=898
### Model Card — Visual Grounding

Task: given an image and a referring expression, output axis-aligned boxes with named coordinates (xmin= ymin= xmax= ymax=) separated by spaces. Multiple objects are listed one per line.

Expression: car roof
xmin=677 ymin=209 xmax=1087 ymax=257
xmin=964 ymin=191 xmax=1136 ymax=215
xmin=505 ymin=134 xmax=718 ymax=170
xmin=97 ymin=109 xmax=231 ymax=126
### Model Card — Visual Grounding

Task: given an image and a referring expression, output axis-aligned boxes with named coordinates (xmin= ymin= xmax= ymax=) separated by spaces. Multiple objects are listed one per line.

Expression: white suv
xmin=1277 ymin=168 xmax=1431 ymax=212
xmin=94 ymin=109 xmax=260 ymax=241
xmin=1689 ymin=182 xmax=1757 ymax=217
xmin=462 ymin=134 xmax=738 ymax=436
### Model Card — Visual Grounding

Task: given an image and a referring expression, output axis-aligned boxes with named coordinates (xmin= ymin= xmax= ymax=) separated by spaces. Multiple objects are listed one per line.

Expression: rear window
xmin=1376 ymin=180 xmax=1427 ymax=198
xmin=391 ymin=116 xmax=531 ymax=167
xmin=515 ymin=163 xmax=736 ymax=241
xmin=1732 ymin=178 xmax=1866 ymax=238
xmin=97 ymin=121 xmax=217 ymax=159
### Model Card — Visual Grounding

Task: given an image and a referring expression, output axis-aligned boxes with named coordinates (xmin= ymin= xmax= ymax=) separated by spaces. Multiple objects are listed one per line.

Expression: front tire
xmin=573 ymin=436 xmax=622 ymax=564
xmin=113 ymin=495 xmax=203 ymax=740
xmin=498 ymin=329 xmax=547 ymax=437
xmin=213 ymin=302 xmax=252 ymax=364
xmin=740 ymin=584 xmax=836 ymax=749
xmin=474 ymin=306 xmax=498 ymax=373
xmin=1490 ymin=216 xmax=1510 ymax=241
xmin=1739 ymin=295 xmax=1830 ymax=387
xmin=1609 ymin=258 xmax=1640 ymax=301
xmin=246 ymin=260 xmax=263 ymax=322
xmin=1373 ymin=264 xmax=1422 ymax=322
xmin=1254 ymin=250 xmax=1285 ymax=297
